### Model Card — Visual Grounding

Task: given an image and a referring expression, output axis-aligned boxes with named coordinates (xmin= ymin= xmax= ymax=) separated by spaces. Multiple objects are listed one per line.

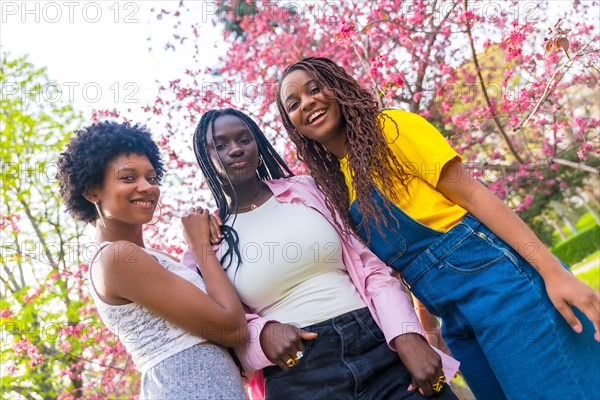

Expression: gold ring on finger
xmin=285 ymin=358 xmax=296 ymax=368
xmin=432 ymin=375 xmax=446 ymax=393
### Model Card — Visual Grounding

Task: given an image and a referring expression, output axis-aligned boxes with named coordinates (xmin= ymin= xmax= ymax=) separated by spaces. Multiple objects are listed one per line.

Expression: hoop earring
xmin=147 ymin=203 xmax=163 ymax=226
xmin=256 ymin=156 xmax=265 ymax=180
xmin=94 ymin=202 xmax=107 ymax=228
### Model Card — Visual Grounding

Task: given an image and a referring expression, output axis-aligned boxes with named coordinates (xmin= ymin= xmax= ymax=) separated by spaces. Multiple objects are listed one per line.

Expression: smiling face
xmin=279 ymin=68 xmax=346 ymax=154
xmin=205 ymin=114 xmax=260 ymax=186
xmin=87 ymin=153 xmax=160 ymax=226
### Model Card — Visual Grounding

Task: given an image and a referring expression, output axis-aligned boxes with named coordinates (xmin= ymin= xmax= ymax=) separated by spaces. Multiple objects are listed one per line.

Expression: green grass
xmin=575 ymin=263 xmax=600 ymax=292
xmin=576 ymin=213 xmax=597 ymax=231
xmin=551 ymin=212 xmax=598 ymax=244
xmin=551 ymin=225 xmax=600 ymax=266
xmin=571 ymin=250 xmax=600 ymax=270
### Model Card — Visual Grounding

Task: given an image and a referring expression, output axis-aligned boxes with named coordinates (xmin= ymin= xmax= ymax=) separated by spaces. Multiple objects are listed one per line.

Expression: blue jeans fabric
xmin=263 ymin=307 xmax=457 ymax=400
xmin=350 ymin=191 xmax=600 ymax=400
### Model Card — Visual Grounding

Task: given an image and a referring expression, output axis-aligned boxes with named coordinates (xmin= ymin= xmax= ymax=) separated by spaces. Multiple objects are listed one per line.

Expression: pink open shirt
xmin=181 ymin=176 xmax=459 ymax=381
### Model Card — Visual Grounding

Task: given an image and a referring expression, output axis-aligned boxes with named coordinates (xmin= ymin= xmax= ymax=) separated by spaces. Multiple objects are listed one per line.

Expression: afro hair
xmin=57 ymin=121 xmax=166 ymax=224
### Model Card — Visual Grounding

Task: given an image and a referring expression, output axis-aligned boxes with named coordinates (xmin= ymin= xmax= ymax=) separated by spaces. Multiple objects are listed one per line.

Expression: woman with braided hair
xmin=182 ymin=108 xmax=459 ymax=398
xmin=276 ymin=57 xmax=600 ymax=400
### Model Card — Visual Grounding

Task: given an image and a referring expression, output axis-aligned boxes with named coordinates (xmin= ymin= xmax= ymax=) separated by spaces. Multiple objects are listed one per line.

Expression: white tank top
xmin=88 ymin=244 xmax=207 ymax=373
xmin=220 ymin=196 xmax=366 ymax=328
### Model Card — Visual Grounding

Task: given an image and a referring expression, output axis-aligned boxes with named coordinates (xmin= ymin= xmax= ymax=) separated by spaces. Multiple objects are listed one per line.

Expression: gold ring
xmin=432 ymin=375 xmax=446 ymax=393
xmin=285 ymin=358 xmax=296 ymax=368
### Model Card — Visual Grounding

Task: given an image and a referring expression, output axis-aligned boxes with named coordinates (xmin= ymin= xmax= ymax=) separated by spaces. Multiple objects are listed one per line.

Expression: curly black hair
xmin=277 ymin=57 xmax=409 ymax=239
xmin=57 ymin=121 xmax=166 ymax=224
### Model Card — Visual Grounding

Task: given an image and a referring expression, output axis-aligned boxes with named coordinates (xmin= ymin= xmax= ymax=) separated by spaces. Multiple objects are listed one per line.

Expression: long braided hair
xmin=193 ymin=108 xmax=294 ymax=272
xmin=276 ymin=57 xmax=410 ymax=238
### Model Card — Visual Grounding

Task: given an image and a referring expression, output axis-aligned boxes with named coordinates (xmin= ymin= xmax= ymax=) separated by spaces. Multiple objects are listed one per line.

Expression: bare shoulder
xmin=91 ymin=241 xmax=145 ymax=304
xmin=93 ymin=241 xmax=166 ymax=303
xmin=96 ymin=240 xmax=146 ymax=272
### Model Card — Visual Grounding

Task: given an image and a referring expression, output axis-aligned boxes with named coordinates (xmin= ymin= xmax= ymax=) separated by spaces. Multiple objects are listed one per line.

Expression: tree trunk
xmin=545 ymin=215 xmax=568 ymax=241
xmin=552 ymin=202 xmax=578 ymax=235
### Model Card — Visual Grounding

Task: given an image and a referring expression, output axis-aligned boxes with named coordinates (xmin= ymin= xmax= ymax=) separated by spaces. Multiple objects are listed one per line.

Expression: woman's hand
xmin=181 ymin=207 xmax=211 ymax=250
xmin=544 ymin=266 xmax=600 ymax=342
xmin=260 ymin=322 xmax=318 ymax=370
xmin=437 ymin=160 xmax=600 ymax=341
xmin=394 ymin=333 xmax=445 ymax=396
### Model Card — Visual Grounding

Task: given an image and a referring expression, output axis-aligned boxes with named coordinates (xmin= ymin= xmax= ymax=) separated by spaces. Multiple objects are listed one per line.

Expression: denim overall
xmin=350 ymin=190 xmax=600 ymax=400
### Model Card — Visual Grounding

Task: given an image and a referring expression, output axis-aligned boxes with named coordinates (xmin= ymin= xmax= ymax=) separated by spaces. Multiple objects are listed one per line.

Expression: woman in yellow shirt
xmin=276 ymin=57 xmax=600 ymax=400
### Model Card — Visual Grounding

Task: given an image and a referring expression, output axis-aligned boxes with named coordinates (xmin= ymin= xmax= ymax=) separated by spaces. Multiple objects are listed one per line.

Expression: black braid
xmin=193 ymin=108 xmax=294 ymax=274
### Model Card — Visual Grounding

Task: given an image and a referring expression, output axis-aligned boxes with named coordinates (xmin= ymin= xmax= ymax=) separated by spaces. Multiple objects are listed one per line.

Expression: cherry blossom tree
xmin=6 ymin=1 xmax=597 ymax=398
xmin=146 ymin=0 xmax=599 ymax=243
xmin=1 ymin=54 xmax=139 ymax=399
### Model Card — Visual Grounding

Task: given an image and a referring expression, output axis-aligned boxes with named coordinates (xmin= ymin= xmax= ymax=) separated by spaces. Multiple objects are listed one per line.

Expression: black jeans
xmin=263 ymin=307 xmax=456 ymax=399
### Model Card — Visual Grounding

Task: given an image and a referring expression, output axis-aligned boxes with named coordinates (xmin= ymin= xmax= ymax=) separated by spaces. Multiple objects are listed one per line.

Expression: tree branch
xmin=18 ymin=196 xmax=57 ymax=269
xmin=551 ymin=158 xmax=599 ymax=175
xmin=514 ymin=38 xmax=595 ymax=132
xmin=463 ymin=0 xmax=524 ymax=163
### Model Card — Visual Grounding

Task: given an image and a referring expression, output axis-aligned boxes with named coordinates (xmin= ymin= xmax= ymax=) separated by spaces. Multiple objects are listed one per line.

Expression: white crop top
xmin=220 ymin=196 xmax=365 ymax=328
xmin=88 ymin=245 xmax=207 ymax=373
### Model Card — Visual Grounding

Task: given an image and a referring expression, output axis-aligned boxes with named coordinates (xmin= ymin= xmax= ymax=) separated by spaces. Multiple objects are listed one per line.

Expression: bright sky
xmin=0 ymin=0 xmax=224 ymax=123
xmin=0 ymin=1 xmax=229 ymax=251
xmin=1 ymin=0 xmax=590 ymax=120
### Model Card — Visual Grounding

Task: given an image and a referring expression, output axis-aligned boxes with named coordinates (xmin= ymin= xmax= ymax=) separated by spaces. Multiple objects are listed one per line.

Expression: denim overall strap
xmin=349 ymin=191 xmax=600 ymax=400
xmin=398 ymin=214 xmax=481 ymax=288
xmin=349 ymin=189 xmax=443 ymax=270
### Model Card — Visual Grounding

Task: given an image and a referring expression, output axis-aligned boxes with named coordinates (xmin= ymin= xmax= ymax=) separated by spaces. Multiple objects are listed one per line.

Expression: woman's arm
xmin=95 ymin=209 xmax=248 ymax=347
xmin=182 ymin=208 xmax=247 ymax=332
xmin=437 ymin=160 xmax=600 ymax=341
xmin=355 ymin=238 xmax=459 ymax=390
xmin=414 ymin=297 xmax=450 ymax=356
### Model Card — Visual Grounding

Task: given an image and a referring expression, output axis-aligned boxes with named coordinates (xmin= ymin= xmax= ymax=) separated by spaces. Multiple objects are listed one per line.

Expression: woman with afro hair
xmin=277 ymin=57 xmax=600 ymax=399
xmin=57 ymin=121 xmax=248 ymax=399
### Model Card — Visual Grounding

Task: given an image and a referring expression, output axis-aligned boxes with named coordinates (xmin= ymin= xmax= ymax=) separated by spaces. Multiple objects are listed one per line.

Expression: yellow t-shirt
xmin=339 ymin=109 xmax=467 ymax=232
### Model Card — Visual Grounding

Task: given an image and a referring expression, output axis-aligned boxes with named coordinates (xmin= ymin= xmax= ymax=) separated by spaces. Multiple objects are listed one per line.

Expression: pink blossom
xmin=0 ymin=309 xmax=12 ymax=319
xmin=334 ymin=21 xmax=357 ymax=48
xmin=22 ymin=287 xmax=42 ymax=304
xmin=573 ymin=116 xmax=586 ymax=129
xmin=59 ymin=340 xmax=72 ymax=353
xmin=28 ymin=347 xmax=44 ymax=368
xmin=517 ymin=195 xmax=534 ymax=212
xmin=13 ymin=339 xmax=30 ymax=357
xmin=439 ymin=64 xmax=451 ymax=75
